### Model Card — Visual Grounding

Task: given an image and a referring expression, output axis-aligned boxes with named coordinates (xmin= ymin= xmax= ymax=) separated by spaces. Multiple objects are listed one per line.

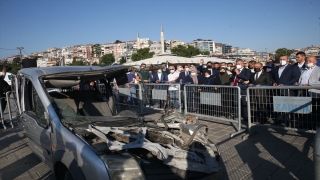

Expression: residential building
xmin=46 ymin=47 xmax=61 ymax=59
xmin=170 ymin=39 xmax=185 ymax=49
xmin=193 ymin=39 xmax=215 ymax=53
xmin=222 ymin=44 xmax=232 ymax=54
xmin=215 ymin=43 xmax=223 ymax=54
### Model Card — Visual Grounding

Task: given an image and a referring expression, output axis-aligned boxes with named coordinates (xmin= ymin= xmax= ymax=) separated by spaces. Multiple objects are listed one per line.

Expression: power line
xmin=0 ymin=48 xmax=17 ymax=50
xmin=22 ymin=50 xmax=29 ymax=55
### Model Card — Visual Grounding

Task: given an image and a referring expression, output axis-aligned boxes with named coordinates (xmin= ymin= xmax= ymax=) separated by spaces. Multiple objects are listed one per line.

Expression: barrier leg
xmin=6 ymin=92 xmax=14 ymax=128
xmin=0 ymin=98 xmax=6 ymax=129
xmin=230 ymin=88 xmax=246 ymax=137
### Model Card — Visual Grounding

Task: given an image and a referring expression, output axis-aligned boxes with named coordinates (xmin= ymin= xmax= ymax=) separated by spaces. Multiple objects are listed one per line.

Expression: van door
xmin=21 ymin=78 xmax=52 ymax=166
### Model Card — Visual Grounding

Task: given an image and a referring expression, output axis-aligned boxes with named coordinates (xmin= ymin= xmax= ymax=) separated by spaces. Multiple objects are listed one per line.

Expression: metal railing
xmin=143 ymin=83 xmax=182 ymax=113
xmin=184 ymin=84 xmax=245 ymax=137
xmin=247 ymin=86 xmax=320 ymax=134
xmin=101 ymin=83 xmax=143 ymax=114
xmin=1 ymin=91 xmax=18 ymax=129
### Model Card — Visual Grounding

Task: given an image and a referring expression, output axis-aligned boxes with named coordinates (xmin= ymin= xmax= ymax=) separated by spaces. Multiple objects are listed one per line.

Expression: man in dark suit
xmin=230 ymin=59 xmax=251 ymax=121
xmin=152 ymin=69 xmax=168 ymax=108
xmin=248 ymin=62 xmax=273 ymax=123
xmin=271 ymin=55 xmax=301 ymax=94
xmin=271 ymin=55 xmax=301 ymax=124
xmin=176 ymin=64 xmax=191 ymax=89
xmin=294 ymin=51 xmax=307 ymax=71
xmin=198 ymin=60 xmax=219 ymax=77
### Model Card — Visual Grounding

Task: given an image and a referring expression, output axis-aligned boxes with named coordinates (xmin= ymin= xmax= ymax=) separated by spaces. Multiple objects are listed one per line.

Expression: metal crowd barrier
xmin=143 ymin=83 xmax=182 ymax=113
xmin=247 ymin=86 xmax=320 ymax=134
xmin=100 ymin=83 xmax=143 ymax=114
xmin=184 ymin=84 xmax=245 ymax=137
xmin=0 ymin=91 xmax=17 ymax=129
xmin=314 ymin=129 xmax=320 ymax=180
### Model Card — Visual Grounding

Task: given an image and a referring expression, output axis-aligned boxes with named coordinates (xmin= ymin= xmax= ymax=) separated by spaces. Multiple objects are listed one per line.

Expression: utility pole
xmin=17 ymin=47 xmax=24 ymax=68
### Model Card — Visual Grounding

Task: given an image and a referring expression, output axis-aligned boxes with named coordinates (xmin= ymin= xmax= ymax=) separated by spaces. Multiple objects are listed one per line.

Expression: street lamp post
xmin=17 ymin=47 xmax=24 ymax=68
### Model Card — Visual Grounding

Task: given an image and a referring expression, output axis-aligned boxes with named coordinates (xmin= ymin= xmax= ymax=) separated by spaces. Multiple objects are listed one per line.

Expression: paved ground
xmin=0 ymin=106 xmax=315 ymax=180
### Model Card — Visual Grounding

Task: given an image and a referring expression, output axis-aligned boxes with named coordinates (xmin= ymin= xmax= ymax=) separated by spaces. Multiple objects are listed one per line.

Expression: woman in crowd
xmin=198 ymin=70 xmax=221 ymax=115
xmin=218 ymin=67 xmax=232 ymax=117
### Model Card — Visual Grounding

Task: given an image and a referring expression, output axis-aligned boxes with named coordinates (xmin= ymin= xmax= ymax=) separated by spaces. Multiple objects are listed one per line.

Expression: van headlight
xmin=103 ymin=156 xmax=145 ymax=180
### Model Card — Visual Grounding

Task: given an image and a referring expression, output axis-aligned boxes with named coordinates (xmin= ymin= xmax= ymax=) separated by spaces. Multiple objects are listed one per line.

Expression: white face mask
xmin=185 ymin=68 xmax=190 ymax=71
xmin=191 ymin=72 xmax=196 ymax=76
xmin=170 ymin=70 xmax=175 ymax=73
xmin=280 ymin=60 xmax=287 ymax=66
xmin=158 ymin=70 xmax=162 ymax=73
xmin=236 ymin=65 xmax=242 ymax=69
xmin=226 ymin=67 xmax=231 ymax=70
xmin=149 ymin=71 xmax=152 ymax=73
xmin=306 ymin=63 xmax=314 ymax=68
xmin=205 ymin=75 xmax=210 ymax=78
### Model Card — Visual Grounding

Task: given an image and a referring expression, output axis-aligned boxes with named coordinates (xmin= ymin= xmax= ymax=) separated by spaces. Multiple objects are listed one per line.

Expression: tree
xmin=71 ymin=58 xmax=86 ymax=66
xmin=171 ymin=45 xmax=201 ymax=58
xmin=120 ymin=57 xmax=126 ymax=64
xmin=115 ymin=40 xmax=122 ymax=44
xmin=275 ymin=48 xmax=294 ymax=60
xmin=201 ymin=51 xmax=210 ymax=55
xmin=101 ymin=54 xmax=115 ymax=65
xmin=92 ymin=44 xmax=102 ymax=58
xmin=131 ymin=48 xmax=155 ymax=61
xmin=6 ymin=58 xmax=22 ymax=74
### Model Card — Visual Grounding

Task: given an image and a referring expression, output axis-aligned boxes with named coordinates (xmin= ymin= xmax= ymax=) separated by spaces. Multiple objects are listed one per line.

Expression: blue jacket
xmin=152 ymin=72 xmax=168 ymax=83
xmin=271 ymin=64 xmax=300 ymax=85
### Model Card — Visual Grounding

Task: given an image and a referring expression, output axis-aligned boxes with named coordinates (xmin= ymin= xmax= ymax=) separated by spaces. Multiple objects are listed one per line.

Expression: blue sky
xmin=0 ymin=0 xmax=319 ymax=59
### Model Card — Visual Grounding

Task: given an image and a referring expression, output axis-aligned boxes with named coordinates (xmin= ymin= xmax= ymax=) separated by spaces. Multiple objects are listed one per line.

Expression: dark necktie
xmin=255 ymin=73 xmax=259 ymax=81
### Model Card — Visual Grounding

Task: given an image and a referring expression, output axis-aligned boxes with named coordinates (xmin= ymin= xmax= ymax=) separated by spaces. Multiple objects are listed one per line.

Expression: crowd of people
xmin=122 ymin=51 xmax=320 ymax=127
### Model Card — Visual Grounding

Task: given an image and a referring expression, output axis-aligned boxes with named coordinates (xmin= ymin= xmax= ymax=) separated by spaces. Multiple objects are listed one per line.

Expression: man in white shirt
xmin=299 ymin=56 xmax=317 ymax=86
xmin=167 ymin=66 xmax=180 ymax=111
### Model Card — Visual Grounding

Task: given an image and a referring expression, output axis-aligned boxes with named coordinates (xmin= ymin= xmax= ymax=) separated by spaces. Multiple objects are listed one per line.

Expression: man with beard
xmin=294 ymin=51 xmax=307 ymax=71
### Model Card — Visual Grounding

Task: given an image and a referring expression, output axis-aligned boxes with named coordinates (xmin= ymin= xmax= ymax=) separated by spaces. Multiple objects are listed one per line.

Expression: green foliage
xmin=120 ymin=57 xmax=126 ymax=64
xmin=275 ymin=48 xmax=294 ymax=60
xmin=171 ymin=45 xmax=201 ymax=58
xmin=115 ymin=40 xmax=122 ymax=44
xmin=101 ymin=54 xmax=115 ymax=65
xmin=92 ymin=44 xmax=102 ymax=57
xmin=71 ymin=58 xmax=87 ymax=66
xmin=5 ymin=58 xmax=21 ymax=74
xmin=131 ymin=48 xmax=155 ymax=61
xmin=201 ymin=51 xmax=210 ymax=55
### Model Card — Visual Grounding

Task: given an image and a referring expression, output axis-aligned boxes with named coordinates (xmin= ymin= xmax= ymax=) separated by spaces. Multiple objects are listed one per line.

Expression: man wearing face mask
xmin=176 ymin=64 xmax=192 ymax=89
xmin=249 ymin=62 xmax=273 ymax=86
xmin=230 ymin=59 xmax=251 ymax=121
xmin=271 ymin=55 xmax=301 ymax=125
xmin=308 ymin=56 xmax=320 ymax=128
xmin=167 ymin=66 xmax=180 ymax=111
xmin=161 ymin=62 xmax=170 ymax=74
xmin=198 ymin=60 xmax=215 ymax=75
xmin=271 ymin=55 xmax=300 ymax=88
xmin=248 ymin=62 xmax=273 ymax=123
xmin=152 ymin=68 xmax=168 ymax=108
